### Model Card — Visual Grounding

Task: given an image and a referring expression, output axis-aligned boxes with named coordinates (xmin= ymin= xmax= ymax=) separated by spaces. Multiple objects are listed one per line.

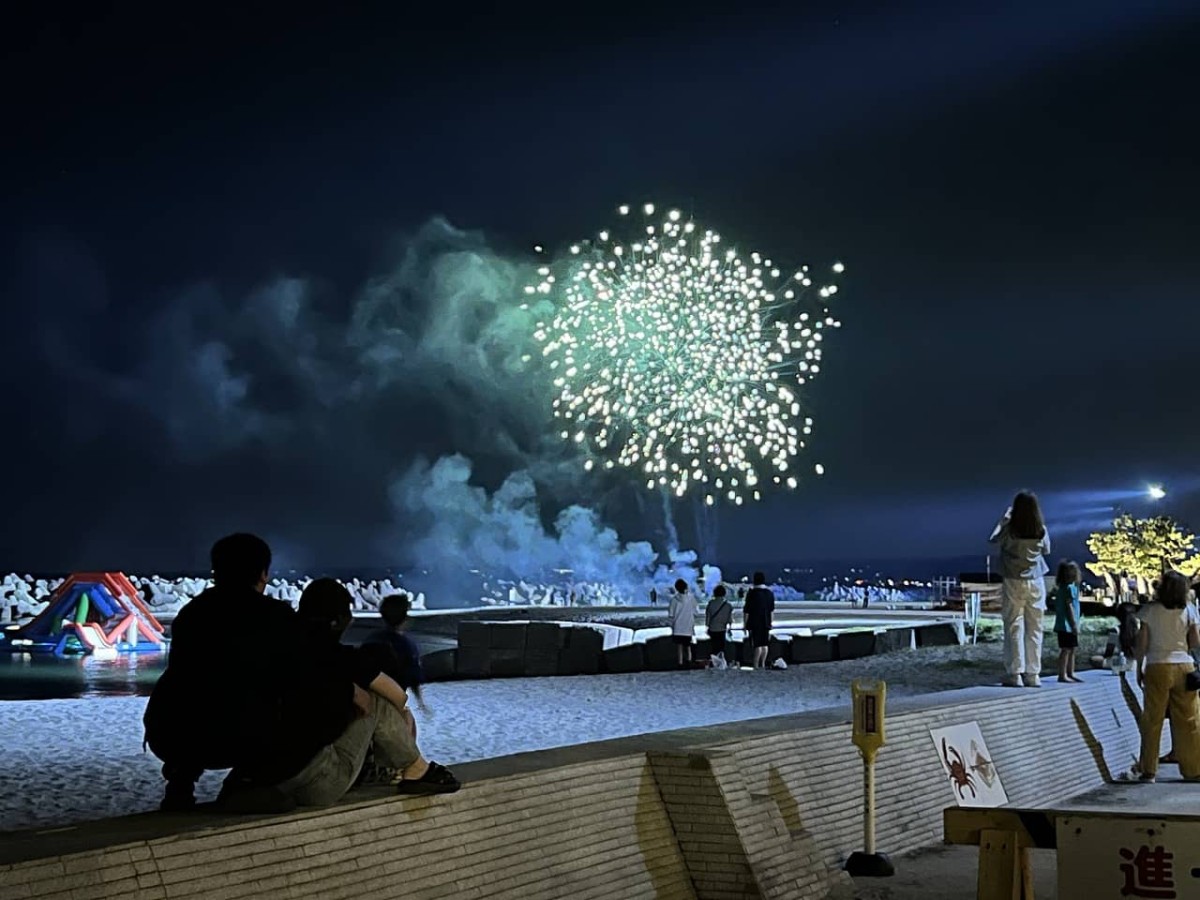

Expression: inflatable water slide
xmin=6 ymin=572 xmax=167 ymax=656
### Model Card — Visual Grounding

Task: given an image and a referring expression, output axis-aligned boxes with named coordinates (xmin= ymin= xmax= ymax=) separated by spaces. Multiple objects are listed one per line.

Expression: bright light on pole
xmin=1148 ymin=485 xmax=1166 ymax=500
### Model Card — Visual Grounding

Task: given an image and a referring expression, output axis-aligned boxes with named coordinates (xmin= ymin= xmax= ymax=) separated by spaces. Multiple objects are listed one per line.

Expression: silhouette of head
xmin=674 ymin=578 xmax=688 ymax=593
xmin=713 ymin=585 xmax=727 ymax=598
xmin=298 ymin=578 xmax=354 ymax=637
xmin=753 ymin=571 xmax=766 ymax=586
xmin=210 ymin=533 xmax=271 ymax=591
xmin=379 ymin=593 xmax=411 ymax=629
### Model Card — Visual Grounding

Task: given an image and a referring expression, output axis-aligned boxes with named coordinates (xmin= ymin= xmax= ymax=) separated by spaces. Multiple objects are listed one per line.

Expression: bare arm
xmin=368 ymin=671 xmax=409 ymax=712
xmin=1188 ymin=624 xmax=1200 ymax=651
xmin=1135 ymin=621 xmax=1149 ymax=676
xmin=988 ymin=508 xmax=1012 ymax=544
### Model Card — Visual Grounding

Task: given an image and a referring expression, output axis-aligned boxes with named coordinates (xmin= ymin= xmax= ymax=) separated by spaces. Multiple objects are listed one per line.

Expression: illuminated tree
xmin=1086 ymin=514 xmax=1198 ymax=593
xmin=527 ymin=203 xmax=843 ymax=507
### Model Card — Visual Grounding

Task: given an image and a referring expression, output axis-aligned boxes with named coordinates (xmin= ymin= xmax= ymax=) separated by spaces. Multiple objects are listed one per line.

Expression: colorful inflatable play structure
xmin=10 ymin=572 xmax=167 ymax=656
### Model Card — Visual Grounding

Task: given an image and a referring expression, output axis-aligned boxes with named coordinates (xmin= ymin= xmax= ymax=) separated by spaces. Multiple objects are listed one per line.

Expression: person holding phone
xmin=989 ymin=491 xmax=1051 ymax=687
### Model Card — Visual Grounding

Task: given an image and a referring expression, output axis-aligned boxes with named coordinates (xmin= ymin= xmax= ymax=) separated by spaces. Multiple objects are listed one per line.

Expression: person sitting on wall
xmin=278 ymin=578 xmax=458 ymax=800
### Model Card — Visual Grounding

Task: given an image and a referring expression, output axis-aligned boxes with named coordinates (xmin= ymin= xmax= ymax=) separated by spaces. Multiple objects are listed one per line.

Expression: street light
xmin=1148 ymin=484 xmax=1166 ymax=500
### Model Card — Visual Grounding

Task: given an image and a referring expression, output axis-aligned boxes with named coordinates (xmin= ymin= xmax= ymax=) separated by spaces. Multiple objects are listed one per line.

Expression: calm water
xmin=0 ymin=652 xmax=167 ymax=701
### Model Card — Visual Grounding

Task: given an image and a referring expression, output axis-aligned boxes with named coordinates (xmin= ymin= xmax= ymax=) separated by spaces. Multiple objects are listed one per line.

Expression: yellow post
xmin=845 ymin=679 xmax=894 ymax=877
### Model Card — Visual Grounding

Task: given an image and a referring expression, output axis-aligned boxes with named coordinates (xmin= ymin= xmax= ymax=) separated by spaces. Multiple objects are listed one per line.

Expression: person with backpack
xmin=705 ymin=585 xmax=734 ymax=668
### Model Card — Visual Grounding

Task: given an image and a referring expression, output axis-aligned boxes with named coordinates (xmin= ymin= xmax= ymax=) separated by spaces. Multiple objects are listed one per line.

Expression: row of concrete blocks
xmin=419 ymin=620 xmax=963 ymax=680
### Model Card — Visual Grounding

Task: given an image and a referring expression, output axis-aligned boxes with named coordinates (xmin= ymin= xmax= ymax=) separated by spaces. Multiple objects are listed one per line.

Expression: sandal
xmin=396 ymin=761 xmax=461 ymax=795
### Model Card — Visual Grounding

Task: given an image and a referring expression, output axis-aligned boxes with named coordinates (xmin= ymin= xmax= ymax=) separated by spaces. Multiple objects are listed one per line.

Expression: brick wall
xmin=0 ymin=676 xmax=1148 ymax=900
xmin=695 ymin=675 xmax=1148 ymax=870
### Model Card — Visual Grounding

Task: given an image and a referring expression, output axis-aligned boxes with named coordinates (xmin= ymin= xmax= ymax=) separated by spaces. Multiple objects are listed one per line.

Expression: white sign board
xmin=1058 ymin=816 xmax=1200 ymax=899
xmin=928 ymin=721 xmax=1008 ymax=807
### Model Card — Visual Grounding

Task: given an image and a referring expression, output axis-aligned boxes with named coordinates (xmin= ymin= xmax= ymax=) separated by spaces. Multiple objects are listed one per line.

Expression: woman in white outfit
xmin=989 ymin=491 xmax=1051 ymax=687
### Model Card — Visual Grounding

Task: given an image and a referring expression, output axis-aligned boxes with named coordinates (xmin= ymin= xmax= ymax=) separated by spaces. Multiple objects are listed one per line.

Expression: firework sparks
xmin=528 ymin=204 xmax=843 ymax=507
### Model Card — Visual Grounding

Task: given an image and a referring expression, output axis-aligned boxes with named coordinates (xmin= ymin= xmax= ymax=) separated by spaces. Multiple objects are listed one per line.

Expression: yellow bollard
xmin=845 ymin=679 xmax=895 ymax=877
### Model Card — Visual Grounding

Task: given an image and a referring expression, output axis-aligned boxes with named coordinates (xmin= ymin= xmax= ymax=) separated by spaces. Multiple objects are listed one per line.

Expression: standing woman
xmin=989 ymin=491 xmax=1051 ymax=687
xmin=1135 ymin=571 xmax=1200 ymax=782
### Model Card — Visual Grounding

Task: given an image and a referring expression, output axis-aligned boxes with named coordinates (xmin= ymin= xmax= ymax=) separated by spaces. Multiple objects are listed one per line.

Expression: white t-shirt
xmin=1138 ymin=602 xmax=1200 ymax=665
xmin=668 ymin=591 xmax=697 ymax=636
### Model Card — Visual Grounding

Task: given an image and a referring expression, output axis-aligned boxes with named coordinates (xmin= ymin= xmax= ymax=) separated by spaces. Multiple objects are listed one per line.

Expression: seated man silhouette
xmin=145 ymin=534 xmax=457 ymax=813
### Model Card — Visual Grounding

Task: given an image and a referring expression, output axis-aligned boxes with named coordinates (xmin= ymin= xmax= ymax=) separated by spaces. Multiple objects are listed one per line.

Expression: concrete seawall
xmin=0 ymin=673 xmax=1149 ymax=900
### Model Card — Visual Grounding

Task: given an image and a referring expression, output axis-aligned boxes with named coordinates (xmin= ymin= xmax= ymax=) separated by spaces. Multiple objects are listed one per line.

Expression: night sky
xmin=4 ymin=1 xmax=1199 ymax=574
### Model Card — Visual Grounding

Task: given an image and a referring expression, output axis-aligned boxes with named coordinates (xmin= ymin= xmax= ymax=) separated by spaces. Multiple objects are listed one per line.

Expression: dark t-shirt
xmin=146 ymin=586 xmax=304 ymax=772
xmin=250 ymin=624 xmax=388 ymax=784
xmin=145 ymin=586 xmax=387 ymax=785
xmin=363 ymin=628 xmax=423 ymax=690
xmin=743 ymin=587 xmax=775 ymax=632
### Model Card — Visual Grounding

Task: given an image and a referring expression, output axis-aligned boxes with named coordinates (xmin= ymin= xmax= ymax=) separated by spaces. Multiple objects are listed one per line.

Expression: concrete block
xmin=455 ymin=646 xmax=490 ymax=678
xmin=489 ymin=649 xmax=525 ymax=677
xmin=557 ymin=646 xmax=601 ymax=676
xmin=603 ymin=642 xmax=645 ymax=673
xmin=916 ymin=622 xmax=962 ymax=647
xmin=525 ymin=622 xmax=567 ymax=654
xmin=523 ymin=651 xmax=559 ymax=677
xmin=644 ymin=635 xmax=680 ymax=671
xmin=421 ymin=648 xmax=456 ymax=682
xmin=835 ymin=630 xmax=876 ymax=660
xmin=874 ymin=627 xmax=915 ymax=654
xmin=565 ymin=626 xmax=604 ymax=655
xmin=489 ymin=623 xmax=527 ymax=652
xmin=457 ymin=621 xmax=489 ymax=649
xmin=790 ymin=634 xmax=836 ymax=663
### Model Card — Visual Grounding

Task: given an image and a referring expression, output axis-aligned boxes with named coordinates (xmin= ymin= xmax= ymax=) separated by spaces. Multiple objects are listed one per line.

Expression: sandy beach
xmin=0 ymin=639 xmax=1083 ymax=833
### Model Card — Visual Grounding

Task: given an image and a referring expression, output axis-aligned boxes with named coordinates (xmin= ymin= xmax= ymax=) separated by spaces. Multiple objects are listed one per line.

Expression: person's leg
xmin=370 ymin=696 xmax=424 ymax=777
xmin=1057 ymin=646 xmax=1068 ymax=682
xmin=1022 ymin=579 xmax=1045 ymax=684
xmin=1000 ymin=581 xmax=1024 ymax=684
xmin=275 ymin=708 xmax=380 ymax=807
xmin=1169 ymin=667 xmax=1200 ymax=779
xmin=1139 ymin=665 xmax=1172 ymax=779
xmin=160 ymin=761 xmax=203 ymax=812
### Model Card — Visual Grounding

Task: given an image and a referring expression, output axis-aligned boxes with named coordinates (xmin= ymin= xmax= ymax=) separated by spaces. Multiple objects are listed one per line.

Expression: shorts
xmin=708 ymin=630 xmax=727 ymax=655
xmin=672 ymin=634 xmax=693 ymax=646
xmin=1056 ymin=631 xmax=1078 ymax=649
xmin=749 ymin=628 xmax=770 ymax=649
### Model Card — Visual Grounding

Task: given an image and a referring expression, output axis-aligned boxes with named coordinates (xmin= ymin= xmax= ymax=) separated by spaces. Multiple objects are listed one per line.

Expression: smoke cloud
xmin=16 ymin=219 xmax=689 ymax=598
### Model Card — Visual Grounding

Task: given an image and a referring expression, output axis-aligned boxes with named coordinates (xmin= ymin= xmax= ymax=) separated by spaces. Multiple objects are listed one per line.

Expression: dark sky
xmin=4 ymin=1 xmax=1199 ymax=574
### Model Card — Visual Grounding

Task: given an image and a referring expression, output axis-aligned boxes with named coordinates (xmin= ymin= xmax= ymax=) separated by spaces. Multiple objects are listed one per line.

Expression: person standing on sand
xmin=705 ymin=585 xmax=734 ymax=668
xmin=668 ymin=578 xmax=697 ymax=668
xmin=989 ymin=491 xmax=1051 ymax=687
xmin=1135 ymin=572 xmax=1200 ymax=783
xmin=743 ymin=571 xmax=775 ymax=669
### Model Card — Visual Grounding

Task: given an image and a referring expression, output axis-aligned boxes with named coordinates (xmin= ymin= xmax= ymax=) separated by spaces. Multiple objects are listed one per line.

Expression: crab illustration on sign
xmin=929 ymin=722 xmax=1008 ymax=808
